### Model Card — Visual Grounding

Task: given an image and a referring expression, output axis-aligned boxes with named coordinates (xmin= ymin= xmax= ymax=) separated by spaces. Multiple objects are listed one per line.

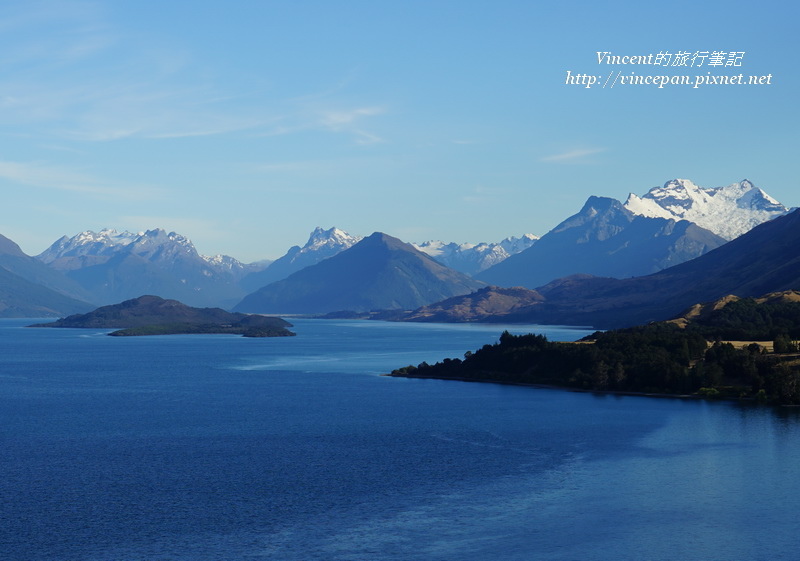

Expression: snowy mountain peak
xmin=38 ymin=229 xmax=140 ymax=263
xmin=38 ymin=227 xmax=248 ymax=274
xmin=301 ymin=227 xmax=362 ymax=254
xmin=200 ymin=253 xmax=251 ymax=272
xmin=119 ymin=229 xmax=200 ymax=262
xmin=623 ymin=179 xmax=788 ymax=240
xmin=75 ymin=228 xmax=138 ymax=247
xmin=499 ymin=234 xmax=540 ymax=255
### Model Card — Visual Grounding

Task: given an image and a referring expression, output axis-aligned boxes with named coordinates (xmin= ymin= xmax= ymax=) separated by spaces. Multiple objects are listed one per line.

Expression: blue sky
xmin=1 ymin=0 xmax=797 ymax=262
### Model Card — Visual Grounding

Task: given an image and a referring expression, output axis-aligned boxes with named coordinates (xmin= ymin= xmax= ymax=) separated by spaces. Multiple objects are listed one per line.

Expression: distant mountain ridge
xmin=241 ymin=228 xmax=537 ymax=293
xmin=38 ymin=228 xmax=258 ymax=276
xmin=234 ymin=232 xmax=485 ymax=314
xmin=624 ymin=178 xmax=788 ymax=240
xmin=413 ymin=234 xmax=538 ymax=276
xmin=4 ymin=177 xmax=792 ymax=319
xmin=37 ymin=228 xmax=263 ymax=308
xmin=394 ymin=208 xmax=800 ymax=329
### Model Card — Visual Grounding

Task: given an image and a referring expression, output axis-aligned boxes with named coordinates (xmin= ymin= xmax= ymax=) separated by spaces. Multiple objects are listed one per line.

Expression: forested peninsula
xmin=390 ymin=292 xmax=800 ymax=404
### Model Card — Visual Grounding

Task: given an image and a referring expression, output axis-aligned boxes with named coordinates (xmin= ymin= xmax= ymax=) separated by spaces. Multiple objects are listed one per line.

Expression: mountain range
xmin=37 ymin=229 xmax=264 ymax=309
xmin=408 ymin=207 xmax=800 ymax=329
xmin=1 ymin=177 xmax=793 ymax=323
xmin=413 ymin=234 xmax=538 ymax=276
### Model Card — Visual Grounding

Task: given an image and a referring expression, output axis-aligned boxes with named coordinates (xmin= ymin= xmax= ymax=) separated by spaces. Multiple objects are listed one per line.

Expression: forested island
xmin=390 ymin=291 xmax=800 ymax=404
xmin=30 ymin=295 xmax=295 ymax=338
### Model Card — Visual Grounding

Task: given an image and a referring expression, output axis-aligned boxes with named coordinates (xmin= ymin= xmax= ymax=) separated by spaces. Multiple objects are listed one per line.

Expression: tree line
xmin=391 ymin=296 xmax=800 ymax=404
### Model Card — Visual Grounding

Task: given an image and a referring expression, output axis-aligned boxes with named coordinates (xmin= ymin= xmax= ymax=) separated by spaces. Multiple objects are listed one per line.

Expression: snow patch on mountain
xmin=293 ymin=227 xmax=362 ymax=261
xmin=413 ymin=234 xmax=538 ymax=276
xmin=624 ymin=179 xmax=788 ymax=240
xmin=38 ymin=228 xmax=252 ymax=274
xmin=39 ymin=229 xmax=139 ymax=263
xmin=239 ymin=227 xmax=362 ymax=291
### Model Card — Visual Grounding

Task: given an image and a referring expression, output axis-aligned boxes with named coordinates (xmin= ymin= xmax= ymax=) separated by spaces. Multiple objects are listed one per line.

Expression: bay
xmin=1 ymin=318 xmax=799 ymax=560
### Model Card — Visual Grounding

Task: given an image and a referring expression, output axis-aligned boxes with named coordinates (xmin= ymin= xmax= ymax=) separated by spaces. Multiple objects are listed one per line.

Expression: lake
xmin=2 ymin=318 xmax=799 ymax=560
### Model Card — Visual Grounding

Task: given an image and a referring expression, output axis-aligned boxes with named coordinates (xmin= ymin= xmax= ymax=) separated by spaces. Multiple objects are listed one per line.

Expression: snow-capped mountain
xmin=477 ymin=196 xmax=726 ymax=289
xmin=624 ymin=179 xmax=788 ymax=240
xmin=301 ymin=226 xmax=362 ymax=255
xmin=203 ymin=253 xmax=272 ymax=272
xmin=413 ymin=234 xmax=538 ymax=276
xmin=240 ymin=227 xmax=362 ymax=291
xmin=38 ymin=228 xmax=256 ymax=275
xmin=37 ymin=228 xmax=260 ymax=307
xmin=38 ymin=229 xmax=140 ymax=270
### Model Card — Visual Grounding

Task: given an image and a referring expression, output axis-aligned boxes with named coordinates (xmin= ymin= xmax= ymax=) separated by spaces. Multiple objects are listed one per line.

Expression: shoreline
xmin=384 ymin=372 xmax=755 ymax=403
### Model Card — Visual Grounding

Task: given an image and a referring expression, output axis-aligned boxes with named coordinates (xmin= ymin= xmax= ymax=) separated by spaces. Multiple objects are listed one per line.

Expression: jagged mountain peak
xmin=38 ymin=229 xmax=138 ymax=263
xmin=239 ymin=226 xmax=362 ymax=291
xmin=303 ymin=226 xmax=362 ymax=253
xmin=42 ymin=227 xmax=254 ymax=276
xmin=38 ymin=228 xmax=229 ymax=265
xmin=131 ymin=228 xmax=194 ymax=247
xmin=126 ymin=229 xmax=200 ymax=261
xmin=624 ymin=178 xmax=788 ymax=240
xmin=499 ymin=233 xmax=539 ymax=249
xmin=73 ymin=228 xmax=137 ymax=243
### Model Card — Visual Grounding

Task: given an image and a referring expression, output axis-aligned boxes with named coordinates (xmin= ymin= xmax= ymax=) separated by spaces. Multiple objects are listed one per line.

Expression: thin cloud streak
xmin=0 ymin=160 xmax=159 ymax=200
xmin=0 ymin=5 xmax=389 ymax=145
xmin=540 ymin=147 xmax=606 ymax=163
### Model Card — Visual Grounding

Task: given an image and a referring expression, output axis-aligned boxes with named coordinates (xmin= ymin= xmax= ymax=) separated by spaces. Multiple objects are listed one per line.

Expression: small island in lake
xmin=30 ymin=295 xmax=295 ymax=338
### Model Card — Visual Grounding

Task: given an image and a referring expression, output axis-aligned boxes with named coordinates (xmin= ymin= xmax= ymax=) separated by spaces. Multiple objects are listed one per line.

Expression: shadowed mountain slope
xmin=510 ymin=208 xmax=800 ymax=328
xmin=234 ymin=232 xmax=485 ymax=314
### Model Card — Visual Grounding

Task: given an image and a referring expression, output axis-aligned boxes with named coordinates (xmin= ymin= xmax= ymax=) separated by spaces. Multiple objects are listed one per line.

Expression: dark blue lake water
xmin=2 ymin=318 xmax=800 ymax=560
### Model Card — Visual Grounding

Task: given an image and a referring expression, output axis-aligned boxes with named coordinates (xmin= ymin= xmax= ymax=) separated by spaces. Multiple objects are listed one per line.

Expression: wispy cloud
xmin=0 ymin=160 xmax=159 ymax=200
xmin=462 ymin=184 xmax=504 ymax=204
xmin=319 ymin=106 xmax=386 ymax=144
xmin=540 ymin=147 xmax=606 ymax=163
xmin=320 ymin=106 xmax=384 ymax=127
xmin=0 ymin=3 xmax=276 ymax=142
xmin=249 ymin=105 xmax=387 ymax=144
xmin=0 ymin=3 xmax=388 ymax=147
xmin=253 ymin=155 xmax=398 ymax=177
